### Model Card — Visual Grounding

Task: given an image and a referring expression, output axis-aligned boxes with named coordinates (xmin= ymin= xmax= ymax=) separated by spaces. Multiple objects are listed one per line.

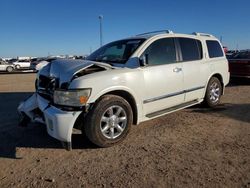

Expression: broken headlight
xmin=53 ymin=89 xmax=91 ymax=107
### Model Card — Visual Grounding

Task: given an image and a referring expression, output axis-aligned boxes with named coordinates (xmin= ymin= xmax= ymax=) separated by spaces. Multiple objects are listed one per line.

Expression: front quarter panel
xmin=69 ymin=68 xmax=145 ymax=123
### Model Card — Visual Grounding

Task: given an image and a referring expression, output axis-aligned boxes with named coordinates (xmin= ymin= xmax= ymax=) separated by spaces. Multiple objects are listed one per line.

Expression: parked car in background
xmin=223 ymin=46 xmax=228 ymax=54
xmin=228 ymin=50 xmax=250 ymax=78
xmin=30 ymin=58 xmax=43 ymax=70
xmin=0 ymin=59 xmax=15 ymax=72
xmin=6 ymin=58 xmax=18 ymax=64
xmin=13 ymin=59 xmax=31 ymax=69
xmin=226 ymin=50 xmax=239 ymax=58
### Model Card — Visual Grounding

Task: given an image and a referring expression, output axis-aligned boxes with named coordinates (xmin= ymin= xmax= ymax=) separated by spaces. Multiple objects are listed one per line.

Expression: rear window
xmin=178 ymin=38 xmax=202 ymax=61
xmin=206 ymin=40 xmax=224 ymax=58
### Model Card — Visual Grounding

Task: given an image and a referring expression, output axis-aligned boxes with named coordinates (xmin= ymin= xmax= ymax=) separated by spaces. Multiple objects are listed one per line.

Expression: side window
xmin=142 ymin=38 xmax=177 ymax=66
xmin=206 ymin=40 xmax=224 ymax=58
xmin=179 ymin=38 xmax=202 ymax=61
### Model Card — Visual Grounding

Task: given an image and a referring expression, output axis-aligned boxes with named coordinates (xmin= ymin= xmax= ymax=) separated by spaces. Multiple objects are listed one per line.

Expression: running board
xmin=146 ymin=100 xmax=199 ymax=118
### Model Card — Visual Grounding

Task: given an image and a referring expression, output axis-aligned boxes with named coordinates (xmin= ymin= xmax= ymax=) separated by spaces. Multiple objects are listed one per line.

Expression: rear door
xmin=141 ymin=37 xmax=184 ymax=117
xmin=177 ymin=38 xmax=207 ymax=102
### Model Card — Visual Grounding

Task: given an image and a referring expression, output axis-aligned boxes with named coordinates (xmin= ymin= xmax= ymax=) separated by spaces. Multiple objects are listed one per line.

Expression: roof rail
xmin=192 ymin=32 xmax=214 ymax=37
xmin=136 ymin=30 xmax=174 ymax=36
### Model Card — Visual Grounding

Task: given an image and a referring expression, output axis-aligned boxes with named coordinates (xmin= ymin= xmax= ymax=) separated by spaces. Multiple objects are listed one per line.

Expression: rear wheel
xmin=6 ymin=66 xmax=14 ymax=72
xmin=203 ymin=77 xmax=222 ymax=107
xmin=83 ymin=95 xmax=132 ymax=147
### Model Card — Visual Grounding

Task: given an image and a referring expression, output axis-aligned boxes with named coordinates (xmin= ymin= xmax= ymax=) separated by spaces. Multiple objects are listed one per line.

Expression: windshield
xmin=87 ymin=39 xmax=145 ymax=64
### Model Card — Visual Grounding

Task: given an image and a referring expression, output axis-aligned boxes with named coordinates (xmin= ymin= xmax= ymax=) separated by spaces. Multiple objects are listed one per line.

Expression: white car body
xmin=13 ymin=60 xmax=31 ymax=69
xmin=0 ymin=61 xmax=15 ymax=72
xmin=18 ymin=31 xmax=230 ymax=149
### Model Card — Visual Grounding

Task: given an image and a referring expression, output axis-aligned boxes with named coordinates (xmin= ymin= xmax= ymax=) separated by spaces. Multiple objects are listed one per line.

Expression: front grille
xmin=38 ymin=75 xmax=55 ymax=88
xmin=37 ymin=75 xmax=58 ymax=101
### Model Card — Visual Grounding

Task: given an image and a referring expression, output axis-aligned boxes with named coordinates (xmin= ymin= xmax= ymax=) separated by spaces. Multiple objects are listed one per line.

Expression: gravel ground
xmin=0 ymin=73 xmax=249 ymax=188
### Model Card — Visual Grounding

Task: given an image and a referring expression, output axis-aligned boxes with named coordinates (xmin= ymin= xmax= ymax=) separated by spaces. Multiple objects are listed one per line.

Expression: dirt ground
xmin=0 ymin=73 xmax=249 ymax=188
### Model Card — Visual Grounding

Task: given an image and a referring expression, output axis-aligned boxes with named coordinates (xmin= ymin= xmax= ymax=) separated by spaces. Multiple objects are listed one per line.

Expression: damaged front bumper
xmin=17 ymin=93 xmax=82 ymax=150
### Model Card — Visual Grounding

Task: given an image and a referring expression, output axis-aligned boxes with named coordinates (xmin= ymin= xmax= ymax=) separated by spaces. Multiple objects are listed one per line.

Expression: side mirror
xmin=139 ymin=54 xmax=149 ymax=66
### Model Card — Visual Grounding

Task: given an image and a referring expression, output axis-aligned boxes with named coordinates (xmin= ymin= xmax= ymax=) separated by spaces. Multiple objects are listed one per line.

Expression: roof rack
xmin=136 ymin=30 xmax=174 ymax=36
xmin=192 ymin=32 xmax=214 ymax=37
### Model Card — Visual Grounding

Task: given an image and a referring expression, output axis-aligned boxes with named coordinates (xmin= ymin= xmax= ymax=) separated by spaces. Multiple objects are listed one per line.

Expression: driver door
xmin=141 ymin=37 xmax=184 ymax=117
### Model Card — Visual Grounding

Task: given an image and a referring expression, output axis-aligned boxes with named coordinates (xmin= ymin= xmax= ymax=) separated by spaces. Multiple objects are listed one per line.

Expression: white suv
xmin=13 ymin=59 xmax=31 ymax=69
xmin=18 ymin=30 xmax=230 ymax=150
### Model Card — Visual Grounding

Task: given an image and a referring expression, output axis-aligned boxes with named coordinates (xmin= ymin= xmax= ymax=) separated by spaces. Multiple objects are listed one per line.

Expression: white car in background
xmin=0 ymin=59 xmax=15 ymax=72
xmin=13 ymin=59 xmax=31 ymax=69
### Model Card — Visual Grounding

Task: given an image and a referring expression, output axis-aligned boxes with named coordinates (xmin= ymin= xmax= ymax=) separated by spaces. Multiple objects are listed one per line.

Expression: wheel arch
xmin=6 ymin=66 xmax=14 ymax=72
xmin=99 ymin=90 xmax=138 ymax=125
xmin=210 ymin=73 xmax=224 ymax=94
xmin=73 ymin=88 xmax=141 ymax=132
xmin=205 ymin=73 xmax=225 ymax=96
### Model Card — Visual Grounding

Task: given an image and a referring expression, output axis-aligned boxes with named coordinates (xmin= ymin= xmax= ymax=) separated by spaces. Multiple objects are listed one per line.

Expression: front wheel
xmin=6 ymin=66 xmax=14 ymax=72
xmin=203 ymin=77 xmax=222 ymax=107
xmin=83 ymin=95 xmax=132 ymax=147
xmin=15 ymin=65 xmax=20 ymax=69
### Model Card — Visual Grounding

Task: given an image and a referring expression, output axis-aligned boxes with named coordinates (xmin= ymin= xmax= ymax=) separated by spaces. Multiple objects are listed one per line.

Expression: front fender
xmin=88 ymin=86 xmax=143 ymax=124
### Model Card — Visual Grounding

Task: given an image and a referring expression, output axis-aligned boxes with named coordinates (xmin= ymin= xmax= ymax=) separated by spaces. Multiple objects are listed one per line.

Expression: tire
xmin=203 ymin=77 xmax=222 ymax=108
xmin=6 ymin=66 xmax=14 ymax=73
xmin=15 ymin=65 xmax=20 ymax=69
xmin=83 ymin=94 xmax=133 ymax=147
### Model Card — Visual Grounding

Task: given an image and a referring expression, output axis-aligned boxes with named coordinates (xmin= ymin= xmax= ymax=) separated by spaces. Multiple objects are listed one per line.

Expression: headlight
xmin=53 ymin=89 xmax=91 ymax=106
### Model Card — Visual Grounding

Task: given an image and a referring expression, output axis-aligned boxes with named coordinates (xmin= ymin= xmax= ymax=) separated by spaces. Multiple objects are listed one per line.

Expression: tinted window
xmin=31 ymin=58 xmax=38 ymax=62
xmin=19 ymin=59 xmax=30 ymax=62
xmin=206 ymin=40 xmax=224 ymax=58
xmin=179 ymin=38 xmax=202 ymax=61
xmin=142 ymin=38 xmax=177 ymax=66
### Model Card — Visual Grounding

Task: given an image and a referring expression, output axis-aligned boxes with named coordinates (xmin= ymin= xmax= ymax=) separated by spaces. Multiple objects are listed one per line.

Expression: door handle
xmin=173 ymin=67 xmax=182 ymax=73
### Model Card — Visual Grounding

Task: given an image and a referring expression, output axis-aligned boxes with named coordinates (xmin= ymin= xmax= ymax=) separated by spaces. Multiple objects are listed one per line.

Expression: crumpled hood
xmin=39 ymin=59 xmax=112 ymax=85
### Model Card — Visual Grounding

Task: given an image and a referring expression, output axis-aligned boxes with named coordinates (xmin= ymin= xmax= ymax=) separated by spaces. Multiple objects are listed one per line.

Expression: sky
xmin=0 ymin=0 xmax=250 ymax=58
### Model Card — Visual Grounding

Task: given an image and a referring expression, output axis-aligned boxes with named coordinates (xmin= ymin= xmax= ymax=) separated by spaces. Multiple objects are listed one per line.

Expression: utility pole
xmin=99 ymin=15 xmax=103 ymax=47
